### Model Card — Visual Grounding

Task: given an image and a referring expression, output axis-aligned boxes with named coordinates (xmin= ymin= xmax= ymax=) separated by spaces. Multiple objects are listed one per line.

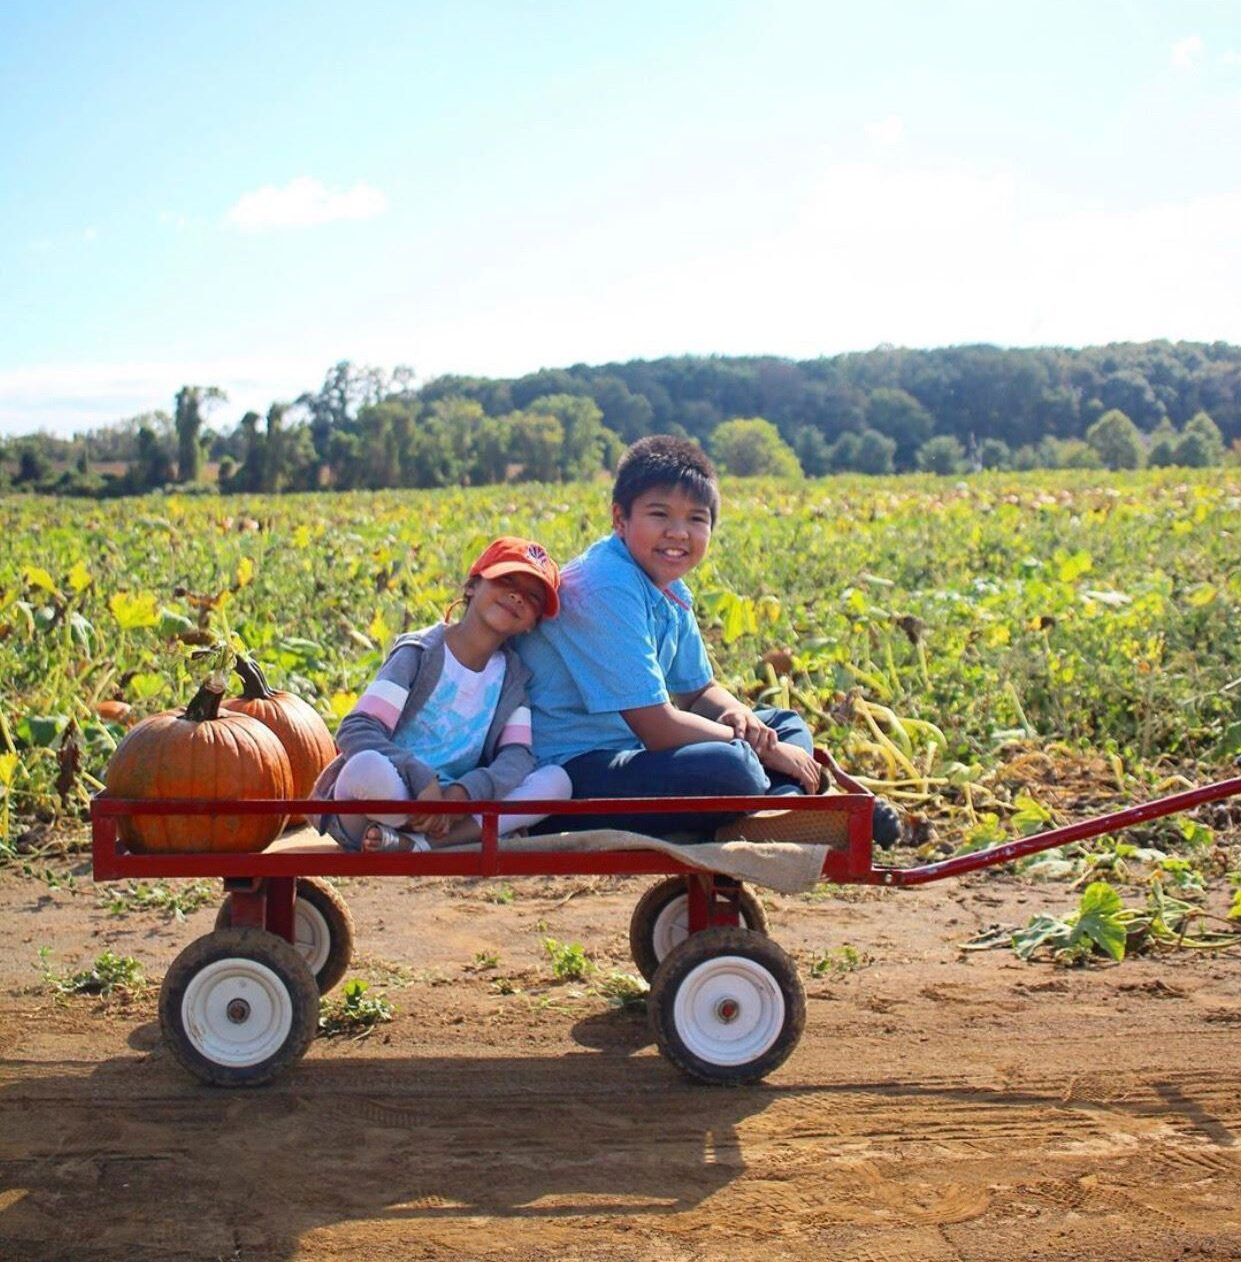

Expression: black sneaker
xmin=871 ymin=797 xmax=903 ymax=849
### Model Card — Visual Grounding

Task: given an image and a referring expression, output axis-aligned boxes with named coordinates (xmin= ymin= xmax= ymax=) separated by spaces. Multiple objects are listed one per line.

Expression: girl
xmin=313 ymin=537 xmax=570 ymax=851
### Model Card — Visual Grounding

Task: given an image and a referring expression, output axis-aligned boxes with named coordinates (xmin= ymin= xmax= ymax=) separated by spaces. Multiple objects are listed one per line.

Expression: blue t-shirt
xmin=515 ymin=534 xmax=714 ymax=765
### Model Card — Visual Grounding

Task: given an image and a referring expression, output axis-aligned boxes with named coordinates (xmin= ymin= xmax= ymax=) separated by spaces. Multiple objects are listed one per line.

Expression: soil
xmin=1 ymin=843 xmax=1239 ymax=1262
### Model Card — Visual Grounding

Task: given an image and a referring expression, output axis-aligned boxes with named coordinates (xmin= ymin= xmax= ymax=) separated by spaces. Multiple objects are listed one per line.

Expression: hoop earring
xmin=443 ymin=596 xmax=467 ymax=623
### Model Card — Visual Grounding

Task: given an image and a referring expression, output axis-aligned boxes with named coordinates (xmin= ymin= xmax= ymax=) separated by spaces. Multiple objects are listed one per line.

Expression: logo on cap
xmin=525 ymin=543 xmax=550 ymax=571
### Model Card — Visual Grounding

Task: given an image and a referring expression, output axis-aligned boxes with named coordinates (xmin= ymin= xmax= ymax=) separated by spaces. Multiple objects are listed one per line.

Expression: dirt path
xmin=1 ymin=859 xmax=1238 ymax=1261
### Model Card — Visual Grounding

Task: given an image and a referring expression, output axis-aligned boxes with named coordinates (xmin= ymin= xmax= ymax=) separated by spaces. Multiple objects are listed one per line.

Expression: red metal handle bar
xmin=817 ymin=749 xmax=872 ymax=795
xmin=866 ymin=774 xmax=1241 ymax=886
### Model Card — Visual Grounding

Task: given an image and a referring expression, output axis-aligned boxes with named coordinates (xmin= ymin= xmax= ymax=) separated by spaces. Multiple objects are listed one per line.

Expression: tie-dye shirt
xmin=391 ymin=645 xmax=506 ymax=784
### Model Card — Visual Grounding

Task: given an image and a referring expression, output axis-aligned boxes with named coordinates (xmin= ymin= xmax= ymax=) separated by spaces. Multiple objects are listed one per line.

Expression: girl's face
xmin=465 ymin=572 xmax=546 ymax=637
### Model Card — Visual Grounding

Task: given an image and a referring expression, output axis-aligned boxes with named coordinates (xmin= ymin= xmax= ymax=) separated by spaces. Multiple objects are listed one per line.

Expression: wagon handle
xmin=816 ymin=749 xmax=873 ymax=796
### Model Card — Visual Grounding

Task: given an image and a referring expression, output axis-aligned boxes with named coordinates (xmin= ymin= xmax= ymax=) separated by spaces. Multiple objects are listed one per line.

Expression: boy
xmin=516 ymin=434 xmax=821 ymax=837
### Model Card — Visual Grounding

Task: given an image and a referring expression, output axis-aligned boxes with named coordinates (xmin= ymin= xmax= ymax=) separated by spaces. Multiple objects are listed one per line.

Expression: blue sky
xmin=2 ymin=0 xmax=1239 ymax=436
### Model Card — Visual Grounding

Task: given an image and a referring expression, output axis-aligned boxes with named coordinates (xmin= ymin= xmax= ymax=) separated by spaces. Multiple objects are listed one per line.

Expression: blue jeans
xmin=538 ymin=708 xmax=813 ymax=839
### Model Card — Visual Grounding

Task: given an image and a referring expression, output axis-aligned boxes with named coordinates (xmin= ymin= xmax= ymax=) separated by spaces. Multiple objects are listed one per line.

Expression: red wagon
xmin=91 ymin=752 xmax=1241 ymax=1088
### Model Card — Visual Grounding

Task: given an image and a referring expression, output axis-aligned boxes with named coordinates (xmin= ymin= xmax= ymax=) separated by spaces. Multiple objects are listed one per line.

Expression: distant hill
xmin=419 ymin=340 xmax=1241 ymax=453
xmin=3 ymin=340 xmax=1238 ymax=494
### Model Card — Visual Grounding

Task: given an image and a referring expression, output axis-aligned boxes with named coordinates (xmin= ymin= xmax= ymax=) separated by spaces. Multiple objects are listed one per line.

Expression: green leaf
xmin=1175 ymin=817 xmax=1214 ymax=849
xmin=1057 ymin=550 xmax=1093 ymax=582
xmin=22 ymin=565 xmax=59 ymax=594
xmin=126 ymin=672 xmax=167 ymax=702
xmin=157 ymin=608 xmax=197 ymax=638
xmin=1011 ymin=791 xmax=1054 ymax=836
xmin=275 ymin=637 xmax=324 ymax=670
xmin=0 ymin=751 xmax=20 ymax=789
xmin=68 ymin=611 xmax=95 ymax=653
xmin=1069 ymin=880 xmax=1127 ymax=961
xmin=109 ymin=590 xmax=161 ymax=630
xmin=1012 ymin=914 xmax=1071 ymax=961
xmin=66 ymin=561 xmax=92 ymax=594
xmin=721 ymin=593 xmax=757 ymax=644
xmin=16 ymin=715 xmax=69 ymax=747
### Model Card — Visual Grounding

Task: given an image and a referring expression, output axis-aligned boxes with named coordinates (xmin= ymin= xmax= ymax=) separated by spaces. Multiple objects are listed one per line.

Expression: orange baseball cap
xmin=469 ymin=536 xmax=561 ymax=618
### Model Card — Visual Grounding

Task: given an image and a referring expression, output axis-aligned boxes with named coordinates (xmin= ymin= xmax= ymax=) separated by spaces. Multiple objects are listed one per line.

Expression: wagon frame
xmin=91 ymin=752 xmax=1241 ymax=1087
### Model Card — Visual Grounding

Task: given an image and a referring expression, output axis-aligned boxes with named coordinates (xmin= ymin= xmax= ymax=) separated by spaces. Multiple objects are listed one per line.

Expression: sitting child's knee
xmin=711 ymin=740 xmax=770 ymax=795
xmin=335 ymin=749 xmax=403 ymax=800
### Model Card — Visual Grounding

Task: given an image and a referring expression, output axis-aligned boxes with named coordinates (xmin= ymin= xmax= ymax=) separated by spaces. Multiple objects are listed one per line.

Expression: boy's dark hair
xmin=612 ymin=435 xmax=720 ymax=524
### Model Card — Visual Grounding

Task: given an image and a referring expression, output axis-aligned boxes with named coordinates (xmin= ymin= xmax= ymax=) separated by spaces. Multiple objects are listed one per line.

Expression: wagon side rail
xmin=864 ymin=771 xmax=1241 ymax=886
xmin=90 ymin=783 xmax=878 ymax=881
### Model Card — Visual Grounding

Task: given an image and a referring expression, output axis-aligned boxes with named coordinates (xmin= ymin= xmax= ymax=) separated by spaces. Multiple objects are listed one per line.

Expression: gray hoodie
xmin=312 ymin=623 xmax=536 ymax=839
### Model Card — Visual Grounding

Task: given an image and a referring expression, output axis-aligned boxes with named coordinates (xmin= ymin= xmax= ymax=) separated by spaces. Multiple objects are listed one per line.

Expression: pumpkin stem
xmin=234 ymin=656 xmax=277 ymax=701
xmin=183 ymin=681 xmax=226 ymax=723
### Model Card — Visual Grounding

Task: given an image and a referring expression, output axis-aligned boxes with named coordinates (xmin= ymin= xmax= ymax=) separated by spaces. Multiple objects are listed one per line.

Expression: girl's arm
xmin=335 ymin=644 xmax=439 ymax=796
xmin=452 ymin=695 xmax=537 ymax=801
xmin=452 ymin=742 xmax=537 ymax=803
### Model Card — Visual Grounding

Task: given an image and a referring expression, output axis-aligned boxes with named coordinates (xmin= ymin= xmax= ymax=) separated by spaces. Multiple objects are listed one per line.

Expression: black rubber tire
xmin=216 ymin=876 xmax=355 ymax=994
xmin=871 ymin=797 xmax=903 ymax=850
xmin=629 ymin=877 xmax=770 ymax=983
xmin=648 ymin=926 xmax=806 ymax=1086
xmin=159 ymin=927 xmax=319 ymax=1087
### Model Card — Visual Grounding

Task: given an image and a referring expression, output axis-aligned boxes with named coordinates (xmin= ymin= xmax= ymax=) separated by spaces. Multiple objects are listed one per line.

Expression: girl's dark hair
xmin=611 ymin=435 xmax=720 ymax=524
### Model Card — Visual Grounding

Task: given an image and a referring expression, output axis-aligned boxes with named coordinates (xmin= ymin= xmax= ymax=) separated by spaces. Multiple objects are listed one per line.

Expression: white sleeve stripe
xmin=364 ymin=679 xmax=409 ymax=709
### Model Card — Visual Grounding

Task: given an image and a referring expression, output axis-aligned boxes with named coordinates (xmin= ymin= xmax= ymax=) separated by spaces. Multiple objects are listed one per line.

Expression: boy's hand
xmin=717 ymin=705 xmax=778 ymax=755
xmin=759 ymin=741 xmax=822 ymax=793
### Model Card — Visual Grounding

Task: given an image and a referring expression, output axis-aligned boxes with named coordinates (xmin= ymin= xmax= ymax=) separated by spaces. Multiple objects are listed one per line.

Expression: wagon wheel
xmin=648 ymin=926 xmax=805 ymax=1086
xmin=629 ymin=877 xmax=769 ymax=983
xmin=216 ymin=877 xmax=355 ymax=994
xmin=159 ymin=927 xmax=319 ymax=1088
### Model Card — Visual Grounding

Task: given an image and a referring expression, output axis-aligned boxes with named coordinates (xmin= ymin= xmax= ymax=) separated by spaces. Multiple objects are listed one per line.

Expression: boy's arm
xmin=620 ymin=700 xmax=735 ymax=752
xmin=677 ymin=681 xmax=778 ymax=754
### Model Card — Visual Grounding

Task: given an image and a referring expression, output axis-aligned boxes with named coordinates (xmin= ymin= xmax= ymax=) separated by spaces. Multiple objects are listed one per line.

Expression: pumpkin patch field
xmin=1 ymin=472 xmax=1239 ymax=1262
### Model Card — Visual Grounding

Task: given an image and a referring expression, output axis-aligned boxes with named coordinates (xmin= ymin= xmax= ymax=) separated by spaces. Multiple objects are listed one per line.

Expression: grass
xmin=593 ymin=970 xmax=649 ymax=1011
xmin=38 ymin=947 xmax=147 ymax=999
xmin=542 ymin=937 xmax=594 ymax=981
xmin=318 ymin=978 xmax=394 ymax=1037
xmin=99 ymin=879 xmax=217 ymax=921
xmin=807 ymin=944 xmax=869 ymax=978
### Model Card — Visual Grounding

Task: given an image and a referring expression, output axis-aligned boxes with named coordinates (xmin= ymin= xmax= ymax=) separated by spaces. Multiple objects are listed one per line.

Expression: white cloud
xmin=1222 ymin=49 xmax=1241 ymax=66
xmin=82 ymin=227 xmax=97 ymax=241
xmin=1171 ymin=35 xmax=1204 ymax=70
xmin=766 ymin=165 xmax=1241 ymax=351
xmin=0 ymin=355 xmax=341 ymax=437
xmin=6 ymin=167 xmax=1241 ymax=438
xmin=225 ymin=177 xmax=388 ymax=232
xmin=865 ymin=115 xmax=905 ymax=146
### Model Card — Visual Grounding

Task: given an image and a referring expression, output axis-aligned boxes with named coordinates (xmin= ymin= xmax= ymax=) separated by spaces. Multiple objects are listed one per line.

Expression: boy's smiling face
xmin=612 ymin=485 xmax=713 ymax=588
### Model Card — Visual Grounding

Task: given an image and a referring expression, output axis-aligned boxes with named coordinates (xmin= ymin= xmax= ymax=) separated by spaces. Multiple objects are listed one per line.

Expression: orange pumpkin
xmin=223 ymin=658 xmax=336 ymax=824
xmin=105 ymin=681 xmax=293 ymax=853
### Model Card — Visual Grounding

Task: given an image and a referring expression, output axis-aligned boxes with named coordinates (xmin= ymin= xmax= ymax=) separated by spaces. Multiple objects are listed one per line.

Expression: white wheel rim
xmin=652 ymin=895 xmax=691 ymax=963
xmin=181 ymin=957 xmax=294 ymax=1068
xmin=672 ymin=953 xmax=785 ymax=1067
xmin=294 ymin=898 xmax=331 ymax=976
xmin=651 ymin=895 xmax=751 ymax=966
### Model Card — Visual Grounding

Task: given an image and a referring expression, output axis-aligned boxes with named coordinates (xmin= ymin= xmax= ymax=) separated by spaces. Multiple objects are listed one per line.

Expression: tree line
xmin=3 ymin=340 xmax=1238 ymax=495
